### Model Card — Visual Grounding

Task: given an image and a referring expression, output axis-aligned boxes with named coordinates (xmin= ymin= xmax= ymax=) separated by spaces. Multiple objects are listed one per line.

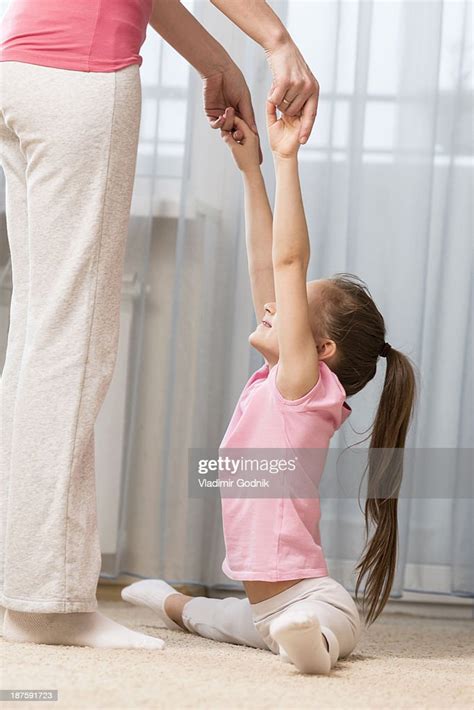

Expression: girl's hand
xmin=266 ymin=100 xmax=301 ymax=159
xmin=220 ymin=111 xmax=261 ymax=172
xmin=206 ymin=79 xmax=262 ymax=163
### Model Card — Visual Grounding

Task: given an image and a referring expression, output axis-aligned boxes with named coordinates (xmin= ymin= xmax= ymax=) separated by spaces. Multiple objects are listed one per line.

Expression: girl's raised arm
xmin=220 ymin=112 xmax=275 ymax=321
xmin=267 ymin=102 xmax=320 ymax=399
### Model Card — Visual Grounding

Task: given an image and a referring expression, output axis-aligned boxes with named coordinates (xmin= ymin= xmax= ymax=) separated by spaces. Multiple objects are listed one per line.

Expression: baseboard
xmin=382 ymin=598 xmax=473 ymax=620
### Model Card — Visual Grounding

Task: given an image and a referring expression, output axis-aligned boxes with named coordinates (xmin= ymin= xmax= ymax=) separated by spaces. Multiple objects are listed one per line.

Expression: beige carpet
xmin=1 ymin=601 xmax=473 ymax=710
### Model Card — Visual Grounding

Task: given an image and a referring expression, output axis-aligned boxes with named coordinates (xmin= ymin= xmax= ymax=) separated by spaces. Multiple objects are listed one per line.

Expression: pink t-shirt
xmin=220 ymin=361 xmax=351 ymax=582
xmin=0 ymin=0 xmax=153 ymax=72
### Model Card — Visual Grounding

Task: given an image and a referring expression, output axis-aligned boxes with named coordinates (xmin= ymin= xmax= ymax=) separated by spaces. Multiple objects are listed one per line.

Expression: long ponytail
xmin=319 ymin=274 xmax=418 ymax=624
xmin=354 ymin=347 xmax=416 ymax=624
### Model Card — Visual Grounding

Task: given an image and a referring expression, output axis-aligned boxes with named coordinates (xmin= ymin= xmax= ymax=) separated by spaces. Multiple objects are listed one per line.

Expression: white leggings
xmin=182 ymin=577 xmax=362 ymax=666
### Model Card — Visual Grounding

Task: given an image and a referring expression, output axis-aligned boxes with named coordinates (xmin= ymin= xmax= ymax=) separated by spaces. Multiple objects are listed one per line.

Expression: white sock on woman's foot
xmin=2 ymin=609 xmax=165 ymax=649
xmin=269 ymin=607 xmax=331 ymax=675
xmin=121 ymin=579 xmax=182 ymax=631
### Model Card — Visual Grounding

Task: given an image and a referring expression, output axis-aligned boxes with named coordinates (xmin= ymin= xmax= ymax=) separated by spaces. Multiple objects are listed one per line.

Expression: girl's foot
xmin=270 ymin=608 xmax=331 ymax=675
xmin=2 ymin=609 xmax=165 ymax=649
xmin=121 ymin=579 xmax=191 ymax=631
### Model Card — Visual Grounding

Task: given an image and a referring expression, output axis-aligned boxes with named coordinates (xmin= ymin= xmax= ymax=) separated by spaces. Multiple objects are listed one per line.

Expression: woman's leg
xmin=0 ymin=110 xmax=30 ymax=601
xmin=0 ymin=61 xmax=163 ymax=648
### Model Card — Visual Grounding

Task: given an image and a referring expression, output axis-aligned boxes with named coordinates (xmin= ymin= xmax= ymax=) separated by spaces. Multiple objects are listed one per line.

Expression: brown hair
xmin=317 ymin=273 xmax=417 ymax=625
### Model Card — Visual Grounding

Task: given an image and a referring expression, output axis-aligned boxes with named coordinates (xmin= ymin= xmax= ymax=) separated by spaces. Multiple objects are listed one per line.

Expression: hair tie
xmin=380 ymin=342 xmax=392 ymax=358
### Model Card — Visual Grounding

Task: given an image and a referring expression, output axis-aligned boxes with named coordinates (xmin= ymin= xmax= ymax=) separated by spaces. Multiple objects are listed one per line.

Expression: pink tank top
xmin=0 ymin=0 xmax=153 ymax=72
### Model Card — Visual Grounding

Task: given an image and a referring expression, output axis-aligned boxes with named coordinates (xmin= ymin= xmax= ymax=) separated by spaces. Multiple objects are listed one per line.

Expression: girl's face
xmin=249 ymin=280 xmax=328 ymax=365
xmin=249 ymin=300 xmax=280 ymax=364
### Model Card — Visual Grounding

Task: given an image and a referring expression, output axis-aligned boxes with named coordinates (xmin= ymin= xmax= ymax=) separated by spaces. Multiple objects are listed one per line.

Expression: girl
xmin=122 ymin=104 xmax=416 ymax=674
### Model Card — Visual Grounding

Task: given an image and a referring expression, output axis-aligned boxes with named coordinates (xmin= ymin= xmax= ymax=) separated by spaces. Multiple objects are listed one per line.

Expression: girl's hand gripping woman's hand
xmin=219 ymin=107 xmax=261 ymax=173
xmin=266 ymin=100 xmax=302 ymax=159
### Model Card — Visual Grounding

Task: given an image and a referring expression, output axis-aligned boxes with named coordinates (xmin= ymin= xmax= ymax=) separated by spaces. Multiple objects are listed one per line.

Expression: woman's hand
xmin=266 ymin=101 xmax=301 ymax=159
xmin=203 ymin=63 xmax=262 ymax=162
xmin=265 ymin=38 xmax=319 ymax=145
xmin=220 ymin=111 xmax=261 ymax=173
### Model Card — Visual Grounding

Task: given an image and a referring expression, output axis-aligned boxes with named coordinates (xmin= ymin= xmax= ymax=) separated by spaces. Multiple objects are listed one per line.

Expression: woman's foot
xmin=270 ymin=607 xmax=331 ymax=675
xmin=121 ymin=579 xmax=192 ymax=631
xmin=2 ymin=609 xmax=165 ymax=649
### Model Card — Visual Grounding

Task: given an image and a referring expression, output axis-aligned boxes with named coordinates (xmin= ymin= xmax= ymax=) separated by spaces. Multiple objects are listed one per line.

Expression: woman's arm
xmin=210 ymin=0 xmax=289 ymax=51
xmin=220 ymin=113 xmax=274 ymax=321
xmin=149 ymin=0 xmax=231 ymax=79
xmin=150 ymin=1 xmax=319 ymax=143
xmin=267 ymin=103 xmax=319 ymax=399
xmin=149 ymin=0 xmax=257 ymax=137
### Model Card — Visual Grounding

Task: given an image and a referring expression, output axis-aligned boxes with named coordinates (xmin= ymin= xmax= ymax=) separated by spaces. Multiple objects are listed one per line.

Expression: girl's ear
xmin=317 ymin=339 xmax=337 ymax=361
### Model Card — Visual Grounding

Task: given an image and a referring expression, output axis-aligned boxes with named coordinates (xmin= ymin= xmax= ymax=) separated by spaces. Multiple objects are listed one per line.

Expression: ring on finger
xmin=280 ymin=95 xmax=297 ymax=110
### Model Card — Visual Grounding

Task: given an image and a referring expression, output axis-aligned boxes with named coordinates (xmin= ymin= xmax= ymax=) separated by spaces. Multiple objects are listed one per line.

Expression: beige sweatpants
xmin=0 ymin=60 xmax=141 ymax=612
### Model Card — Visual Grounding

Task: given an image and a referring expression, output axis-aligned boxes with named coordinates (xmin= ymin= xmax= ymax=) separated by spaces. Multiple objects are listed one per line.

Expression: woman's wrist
xmin=263 ymin=26 xmax=292 ymax=53
xmin=199 ymin=48 xmax=234 ymax=79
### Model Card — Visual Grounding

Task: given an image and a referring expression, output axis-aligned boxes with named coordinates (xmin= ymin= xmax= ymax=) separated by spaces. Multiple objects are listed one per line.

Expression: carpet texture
xmin=1 ymin=601 xmax=473 ymax=709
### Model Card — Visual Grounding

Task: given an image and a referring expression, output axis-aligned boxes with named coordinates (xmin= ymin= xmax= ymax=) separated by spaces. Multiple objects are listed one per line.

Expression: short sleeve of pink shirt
xmin=220 ymin=361 xmax=351 ymax=582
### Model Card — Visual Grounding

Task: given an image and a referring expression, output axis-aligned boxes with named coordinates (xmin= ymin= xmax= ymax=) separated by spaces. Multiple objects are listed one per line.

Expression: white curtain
xmin=0 ymin=1 xmax=471 ymax=599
